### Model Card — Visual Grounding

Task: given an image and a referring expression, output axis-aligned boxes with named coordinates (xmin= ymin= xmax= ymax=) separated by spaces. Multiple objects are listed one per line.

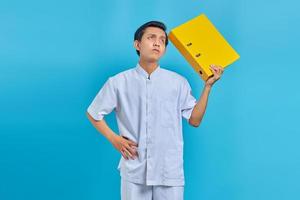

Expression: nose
xmin=153 ymin=40 xmax=160 ymax=47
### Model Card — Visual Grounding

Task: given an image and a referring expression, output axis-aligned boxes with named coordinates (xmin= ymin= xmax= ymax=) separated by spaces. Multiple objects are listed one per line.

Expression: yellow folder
xmin=168 ymin=14 xmax=240 ymax=81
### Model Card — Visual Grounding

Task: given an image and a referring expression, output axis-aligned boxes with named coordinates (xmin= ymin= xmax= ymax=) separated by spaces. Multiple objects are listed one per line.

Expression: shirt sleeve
xmin=180 ymin=78 xmax=197 ymax=121
xmin=87 ymin=77 xmax=117 ymax=121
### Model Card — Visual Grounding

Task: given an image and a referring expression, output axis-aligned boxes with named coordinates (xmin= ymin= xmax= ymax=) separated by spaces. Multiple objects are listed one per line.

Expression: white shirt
xmin=87 ymin=63 xmax=197 ymax=186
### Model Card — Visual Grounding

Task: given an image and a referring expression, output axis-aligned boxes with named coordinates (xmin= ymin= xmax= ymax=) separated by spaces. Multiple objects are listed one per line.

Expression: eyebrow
xmin=146 ymin=33 xmax=166 ymax=39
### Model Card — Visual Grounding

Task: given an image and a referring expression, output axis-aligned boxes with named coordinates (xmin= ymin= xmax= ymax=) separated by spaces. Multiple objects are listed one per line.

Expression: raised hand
xmin=205 ymin=64 xmax=224 ymax=87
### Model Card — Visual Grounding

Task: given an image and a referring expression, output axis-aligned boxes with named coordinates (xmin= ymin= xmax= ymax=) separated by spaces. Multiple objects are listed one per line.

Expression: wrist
xmin=107 ymin=132 xmax=117 ymax=143
xmin=204 ymin=84 xmax=212 ymax=90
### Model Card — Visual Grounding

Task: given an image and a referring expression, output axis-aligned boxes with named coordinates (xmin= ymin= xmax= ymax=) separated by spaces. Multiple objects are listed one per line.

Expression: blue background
xmin=1 ymin=0 xmax=299 ymax=199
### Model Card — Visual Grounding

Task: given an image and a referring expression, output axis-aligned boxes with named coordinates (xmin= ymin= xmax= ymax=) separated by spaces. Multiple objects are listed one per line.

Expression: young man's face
xmin=134 ymin=27 xmax=167 ymax=62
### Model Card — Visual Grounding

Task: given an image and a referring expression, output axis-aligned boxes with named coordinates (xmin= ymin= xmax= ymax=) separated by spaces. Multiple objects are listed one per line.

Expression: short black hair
xmin=134 ymin=21 xmax=168 ymax=56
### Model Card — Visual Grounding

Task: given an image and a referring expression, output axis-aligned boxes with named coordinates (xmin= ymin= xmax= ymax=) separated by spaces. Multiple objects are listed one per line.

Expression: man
xmin=86 ymin=21 xmax=223 ymax=200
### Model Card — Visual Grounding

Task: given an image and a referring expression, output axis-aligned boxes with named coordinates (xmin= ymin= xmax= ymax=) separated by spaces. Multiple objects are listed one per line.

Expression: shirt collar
xmin=135 ymin=63 xmax=161 ymax=80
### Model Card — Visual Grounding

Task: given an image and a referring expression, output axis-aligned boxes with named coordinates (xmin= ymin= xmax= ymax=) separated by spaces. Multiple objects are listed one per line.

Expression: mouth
xmin=152 ymin=49 xmax=160 ymax=54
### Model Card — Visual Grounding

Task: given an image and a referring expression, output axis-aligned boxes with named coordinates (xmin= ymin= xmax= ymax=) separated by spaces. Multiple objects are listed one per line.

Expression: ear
xmin=134 ymin=40 xmax=140 ymax=51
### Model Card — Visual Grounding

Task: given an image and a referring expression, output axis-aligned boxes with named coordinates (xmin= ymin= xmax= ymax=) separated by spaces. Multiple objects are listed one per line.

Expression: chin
xmin=145 ymin=56 xmax=159 ymax=62
xmin=149 ymin=57 xmax=160 ymax=63
xmin=141 ymin=54 xmax=161 ymax=62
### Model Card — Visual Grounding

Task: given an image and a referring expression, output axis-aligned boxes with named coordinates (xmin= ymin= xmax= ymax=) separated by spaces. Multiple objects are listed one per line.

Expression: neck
xmin=138 ymin=59 xmax=159 ymax=75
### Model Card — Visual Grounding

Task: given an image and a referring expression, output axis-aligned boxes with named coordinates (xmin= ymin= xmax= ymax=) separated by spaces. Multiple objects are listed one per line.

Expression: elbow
xmin=190 ymin=122 xmax=200 ymax=127
xmin=189 ymin=118 xmax=201 ymax=127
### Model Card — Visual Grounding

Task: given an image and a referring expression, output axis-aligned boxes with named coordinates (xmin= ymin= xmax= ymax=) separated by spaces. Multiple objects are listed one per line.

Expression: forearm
xmin=86 ymin=112 xmax=117 ymax=143
xmin=189 ymin=85 xmax=212 ymax=127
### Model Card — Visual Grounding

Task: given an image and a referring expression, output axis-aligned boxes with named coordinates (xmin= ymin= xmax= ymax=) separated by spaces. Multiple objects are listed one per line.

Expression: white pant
xmin=121 ymin=178 xmax=184 ymax=200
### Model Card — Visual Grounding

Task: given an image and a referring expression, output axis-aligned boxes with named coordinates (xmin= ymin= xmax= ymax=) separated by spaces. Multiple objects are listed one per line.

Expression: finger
xmin=120 ymin=149 xmax=129 ymax=160
xmin=213 ymin=65 xmax=220 ymax=72
xmin=217 ymin=67 xmax=222 ymax=75
xmin=215 ymin=66 xmax=222 ymax=76
xmin=210 ymin=64 xmax=218 ymax=72
xmin=220 ymin=66 xmax=224 ymax=73
xmin=214 ymin=67 xmax=221 ymax=76
xmin=216 ymin=66 xmax=224 ymax=74
xmin=124 ymin=140 xmax=138 ymax=156
xmin=217 ymin=66 xmax=223 ymax=74
xmin=127 ymin=140 xmax=138 ymax=147
xmin=211 ymin=67 xmax=221 ymax=80
xmin=128 ymin=145 xmax=138 ymax=159
xmin=130 ymin=145 xmax=139 ymax=157
xmin=126 ymin=145 xmax=138 ymax=158
xmin=123 ymin=147 xmax=134 ymax=159
xmin=121 ymin=136 xmax=138 ymax=146
xmin=209 ymin=65 xmax=217 ymax=76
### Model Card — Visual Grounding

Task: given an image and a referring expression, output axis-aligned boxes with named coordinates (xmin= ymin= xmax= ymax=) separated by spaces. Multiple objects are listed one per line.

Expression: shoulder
xmin=160 ymin=67 xmax=188 ymax=84
xmin=108 ymin=67 xmax=136 ymax=83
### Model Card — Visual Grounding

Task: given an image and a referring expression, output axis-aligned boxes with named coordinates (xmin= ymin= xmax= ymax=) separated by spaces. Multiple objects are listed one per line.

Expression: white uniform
xmin=121 ymin=178 xmax=184 ymax=200
xmin=87 ymin=63 xmax=197 ymax=199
